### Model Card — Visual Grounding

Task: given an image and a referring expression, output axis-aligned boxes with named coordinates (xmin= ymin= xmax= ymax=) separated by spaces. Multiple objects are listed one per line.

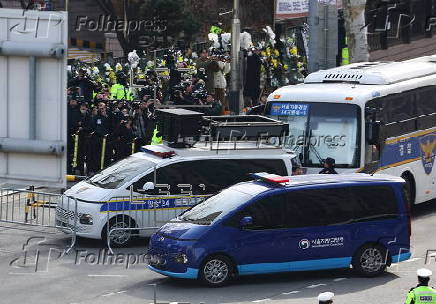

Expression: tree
xmin=342 ymin=0 xmax=369 ymax=62
xmin=140 ymin=0 xmax=185 ymax=45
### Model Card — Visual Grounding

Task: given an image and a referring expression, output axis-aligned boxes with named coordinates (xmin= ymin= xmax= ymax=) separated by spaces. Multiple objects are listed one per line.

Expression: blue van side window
xmin=226 ymin=185 xmax=399 ymax=230
xmin=349 ymin=186 xmax=399 ymax=222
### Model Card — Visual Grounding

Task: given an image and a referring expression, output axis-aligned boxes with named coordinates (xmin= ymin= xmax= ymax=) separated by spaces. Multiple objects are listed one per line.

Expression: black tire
xmin=402 ymin=173 xmax=415 ymax=211
xmin=352 ymin=243 xmax=388 ymax=277
xmin=199 ymin=255 xmax=234 ymax=287
xmin=102 ymin=216 xmax=136 ymax=248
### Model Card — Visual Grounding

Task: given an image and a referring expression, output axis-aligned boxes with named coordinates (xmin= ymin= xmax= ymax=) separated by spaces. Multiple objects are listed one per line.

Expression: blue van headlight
xmin=173 ymin=253 xmax=188 ymax=264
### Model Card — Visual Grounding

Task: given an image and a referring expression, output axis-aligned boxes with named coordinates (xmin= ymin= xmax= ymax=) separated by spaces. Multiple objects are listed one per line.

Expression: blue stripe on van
xmin=237 ymin=257 xmax=352 ymax=275
xmin=391 ymin=252 xmax=412 ymax=263
xmin=100 ymin=196 xmax=209 ymax=212
xmin=148 ymin=265 xmax=198 ymax=279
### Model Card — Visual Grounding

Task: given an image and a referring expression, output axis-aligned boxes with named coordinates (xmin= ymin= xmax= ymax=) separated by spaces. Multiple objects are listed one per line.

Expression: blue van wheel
xmin=352 ymin=243 xmax=388 ymax=277
xmin=199 ymin=255 xmax=234 ymax=287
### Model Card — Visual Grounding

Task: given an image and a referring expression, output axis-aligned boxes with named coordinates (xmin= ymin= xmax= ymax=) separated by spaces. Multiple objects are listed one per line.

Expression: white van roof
xmin=132 ymin=143 xmax=296 ymax=162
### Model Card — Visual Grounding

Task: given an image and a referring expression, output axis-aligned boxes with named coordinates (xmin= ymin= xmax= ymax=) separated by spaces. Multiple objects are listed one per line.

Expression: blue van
xmin=147 ymin=173 xmax=412 ymax=286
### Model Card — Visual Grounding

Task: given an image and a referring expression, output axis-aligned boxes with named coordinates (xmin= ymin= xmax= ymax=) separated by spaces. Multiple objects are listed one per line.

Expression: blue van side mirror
xmin=240 ymin=216 xmax=253 ymax=228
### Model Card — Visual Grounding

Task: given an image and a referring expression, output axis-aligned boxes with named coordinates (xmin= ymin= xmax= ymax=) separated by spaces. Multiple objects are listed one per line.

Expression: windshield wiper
xmin=307 ymin=129 xmax=324 ymax=165
xmin=309 ymin=142 xmax=324 ymax=165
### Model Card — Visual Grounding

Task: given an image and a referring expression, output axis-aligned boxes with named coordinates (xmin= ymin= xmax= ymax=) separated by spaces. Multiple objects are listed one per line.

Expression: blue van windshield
xmin=178 ymin=188 xmax=252 ymax=225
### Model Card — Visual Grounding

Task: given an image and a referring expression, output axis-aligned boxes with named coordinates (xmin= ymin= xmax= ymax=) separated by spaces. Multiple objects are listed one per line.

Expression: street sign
xmin=275 ymin=0 xmax=342 ymax=20
xmin=0 ymin=8 xmax=68 ymax=188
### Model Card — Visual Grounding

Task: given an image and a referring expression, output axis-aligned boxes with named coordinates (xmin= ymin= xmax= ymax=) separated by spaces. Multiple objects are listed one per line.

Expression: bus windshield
xmin=266 ymin=102 xmax=361 ymax=168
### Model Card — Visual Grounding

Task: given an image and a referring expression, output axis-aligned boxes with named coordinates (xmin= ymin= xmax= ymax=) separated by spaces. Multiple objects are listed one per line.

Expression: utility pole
xmin=230 ymin=0 xmax=241 ymax=114
xmin=308 ymin=0 xmax=338 ymax=72
xmin=308 ymin=0 xmax=320 ymax=73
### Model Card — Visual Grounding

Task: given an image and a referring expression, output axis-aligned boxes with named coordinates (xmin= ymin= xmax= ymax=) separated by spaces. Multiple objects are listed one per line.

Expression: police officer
xmin=405 ymin=268 xmax=436 ymax=304
xmin=318 ymin=292 xmax=334 ymax=304
xmin=319 ymin=157 xmax=338 ymax=174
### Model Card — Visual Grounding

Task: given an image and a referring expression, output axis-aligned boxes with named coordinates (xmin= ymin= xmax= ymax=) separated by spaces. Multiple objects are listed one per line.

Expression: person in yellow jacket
xmin=405 ymin=269 xmax=436 ymax=304
xmin=110 ymin=83 xmax=133 ymax=101
xmin=151 ymin=126 xmax=163 ymax=145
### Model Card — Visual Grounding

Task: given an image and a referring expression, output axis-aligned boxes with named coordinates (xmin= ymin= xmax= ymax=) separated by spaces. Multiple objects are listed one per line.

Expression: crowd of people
xmin=66 ymin=48 xmax=236 ymax=175
xmin=66 ymin=26 xmax=308 ymax=175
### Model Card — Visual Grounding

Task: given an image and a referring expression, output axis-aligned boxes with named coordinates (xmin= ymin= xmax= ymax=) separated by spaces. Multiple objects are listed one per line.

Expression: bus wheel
xmin=352 ymin=243 xmax=388 ymax=277
xmin=103 ymin=216 xmax=136 ymax=248
xmin=402 ymin=173 xmax=415 ymax=210
xmin=199 ymin=255 xmax=234 ymax=287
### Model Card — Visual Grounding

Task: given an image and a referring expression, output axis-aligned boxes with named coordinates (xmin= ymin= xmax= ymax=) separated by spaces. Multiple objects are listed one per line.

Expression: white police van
xmin=56 ymin=116 xmax=300 ymax=246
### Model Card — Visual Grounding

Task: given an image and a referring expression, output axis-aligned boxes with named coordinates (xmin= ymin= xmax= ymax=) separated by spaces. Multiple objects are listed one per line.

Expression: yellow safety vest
xmin=151 ymin=127 xmax=163 ymax=145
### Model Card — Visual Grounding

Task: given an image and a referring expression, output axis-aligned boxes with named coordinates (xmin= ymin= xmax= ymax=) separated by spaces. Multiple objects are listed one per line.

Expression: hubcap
xmin=204 ymin=259 xmax=229 ymax=284
xmin=360 ymin=248 xmax=384 ymax=273
xmin=110 ymin=222 xmax=131 ymax=245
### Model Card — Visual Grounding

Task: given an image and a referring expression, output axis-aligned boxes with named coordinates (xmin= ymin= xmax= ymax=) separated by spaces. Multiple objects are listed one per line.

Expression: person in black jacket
xmin=200 ymin=94 xmax=222 ymax=116
xmin=67 ymin=95 xmax=82 ymax=174
xmin=74 ymin=102 xmax=92 ymax=175
xmin=244 ymin=48 xmax=262 ymax=107
xmin=319 ymin=157 xmax=338 ymax=174
xmin=247 ymin=94 xmax=268 ymax=115
xmin=68 ymin=69 xmax=96 ymax=103
xmin=88 ymin=103 xmax=112 ymax=175
xmin=116 ymin=118 xmax=135 ymax=160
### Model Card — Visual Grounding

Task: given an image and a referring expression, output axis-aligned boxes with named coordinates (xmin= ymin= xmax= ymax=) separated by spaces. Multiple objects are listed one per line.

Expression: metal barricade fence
xmin=105 ymin=185 xmax=210 ymax=253
xmin=0 ymin=187 xmax=78 ymax=252
xmin=0 ymin=185 xmax=209 ymax=253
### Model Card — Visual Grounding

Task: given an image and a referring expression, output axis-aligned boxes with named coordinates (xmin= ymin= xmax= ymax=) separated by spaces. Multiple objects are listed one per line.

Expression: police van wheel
xmin=199 ymin=255 xmax=234 ymax=287
xmin=102 ymin=217 xmax=136 ymax=248
xmin=352 ymin=243 xmax=388 ymax=277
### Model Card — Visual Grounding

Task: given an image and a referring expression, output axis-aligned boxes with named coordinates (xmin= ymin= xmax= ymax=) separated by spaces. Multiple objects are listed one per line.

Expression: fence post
xmin=72 ymin=133 xmax=79 ymax=170
xmin=131 ymin=137 xmax=137 ymax=155
xmin=100 ymin=134 xmax=108 ymax=170
xmin=67 ymin=197 xmax=78 ymax=254
xmin=25 ymin=185 xmax=35 ymax=223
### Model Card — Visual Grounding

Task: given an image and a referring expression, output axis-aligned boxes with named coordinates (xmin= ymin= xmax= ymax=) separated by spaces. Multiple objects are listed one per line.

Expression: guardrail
xmin=0 ymin=187 xmax=77 ymax=253
xmin=1 ymin=185 xmax=208 ymax=254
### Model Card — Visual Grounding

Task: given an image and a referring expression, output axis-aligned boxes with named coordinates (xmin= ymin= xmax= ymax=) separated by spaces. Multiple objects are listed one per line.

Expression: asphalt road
xmin=0 ymin=200 xmax=435 ymax=304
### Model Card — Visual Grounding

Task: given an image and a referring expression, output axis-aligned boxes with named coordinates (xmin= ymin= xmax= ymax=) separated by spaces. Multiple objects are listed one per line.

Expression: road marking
xmin=306 ymin=283 xmax=327 ymax=288
xmin=102 ymin=292 xmax=115 ymax=297
xmin=333 ymin=278 xmax=347 ymax=282
xmin=252 ymin=299 xmax=270 ymax=302
xmin=282 ymin=291 xmax=300 ymax=295
xmin=306 ymin=283 xmax=327 ymax=289
xmin=88 ymin=274 xmax=127 ymax=277
xmin=117 ymin=290 xmax=127 ymax=294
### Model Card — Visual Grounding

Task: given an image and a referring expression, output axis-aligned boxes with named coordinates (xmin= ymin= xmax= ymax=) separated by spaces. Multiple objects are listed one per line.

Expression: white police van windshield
xmin=267 ymin=102 xmax=361 ymax=168
xmin=88 ymin=156 xmax=155 ymax=189
xmin=178 ymin=188 xmax=252 ymax=225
